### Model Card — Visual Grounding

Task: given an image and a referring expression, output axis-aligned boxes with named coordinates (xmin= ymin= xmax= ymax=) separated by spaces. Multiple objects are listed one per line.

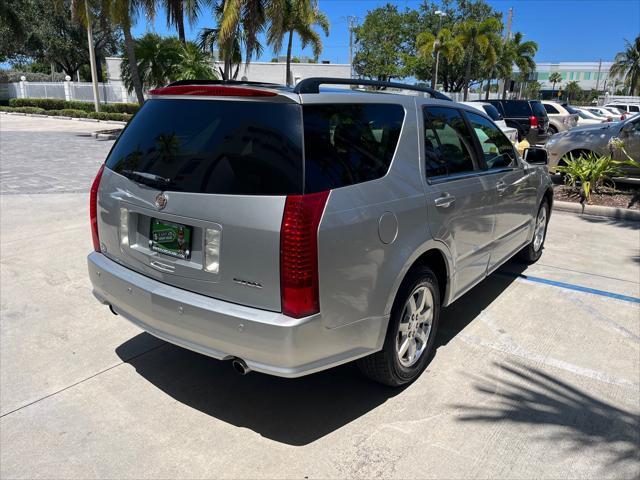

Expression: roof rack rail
xmin=167 ymin=79 xmax=282 ymax=87
xmin=293 ymin=77 xmax=452 ymax=101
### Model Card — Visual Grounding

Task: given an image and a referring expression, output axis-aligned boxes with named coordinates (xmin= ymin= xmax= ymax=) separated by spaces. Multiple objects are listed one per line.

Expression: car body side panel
xmin=316 ymin=96 xmax=434 ymax=329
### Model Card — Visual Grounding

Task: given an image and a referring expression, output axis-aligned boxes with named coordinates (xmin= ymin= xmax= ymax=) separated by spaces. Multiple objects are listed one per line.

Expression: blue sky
xmin=133 ymin=0 xmax=640 ymax=64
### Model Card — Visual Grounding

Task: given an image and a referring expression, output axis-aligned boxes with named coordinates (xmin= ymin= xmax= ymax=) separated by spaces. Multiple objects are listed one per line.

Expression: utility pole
xmin=347 ymin=16 xmax=358 ymax=78
xmin=500 ymin=7 xmax=513 ymax=99
xmin=595 ymin=58 xmax=602 ymax=92
xmin=85 ymin=0 xmax=101 ymax=112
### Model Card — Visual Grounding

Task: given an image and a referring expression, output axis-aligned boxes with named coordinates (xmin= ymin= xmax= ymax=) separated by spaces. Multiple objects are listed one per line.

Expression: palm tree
xmin=549 ymin=72 xmax=562 ymax=99
xmin=176 ymin=41 xmax=218 ymax=80
xmin=565 ymin=80 xmax=581 ymax=102
xmin=218 ymin=0 xmax=267 ymax=71
xmin=455 ymin=18 xmax=501 ymax=101
xmin=417 ymin=27 xmax=463 ymax=90
xmin=267 ymin=0 xmax=329 ymax=85
xmin=501 ymin=32 xmax=537 ymax=99
xmin=610 ymin=36 xmax=640 ymax=95
xmin=145 ymin=0 xmax=208 ymax=44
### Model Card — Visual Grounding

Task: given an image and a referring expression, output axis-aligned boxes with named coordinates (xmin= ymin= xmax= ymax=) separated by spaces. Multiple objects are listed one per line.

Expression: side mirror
xmin=523 ymin=147 xmax=548 ymax=165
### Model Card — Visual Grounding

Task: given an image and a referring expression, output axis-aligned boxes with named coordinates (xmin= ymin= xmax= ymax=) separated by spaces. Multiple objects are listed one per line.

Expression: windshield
xmin=106 ymin=99 xmax=304 ymax=195
xmin=481 ymin=104 xmax=504 ymax=121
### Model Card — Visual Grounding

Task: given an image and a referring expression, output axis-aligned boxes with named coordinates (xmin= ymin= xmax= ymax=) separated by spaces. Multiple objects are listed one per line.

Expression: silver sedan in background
xmin=546 ymin=114 xmax=640 ymax=174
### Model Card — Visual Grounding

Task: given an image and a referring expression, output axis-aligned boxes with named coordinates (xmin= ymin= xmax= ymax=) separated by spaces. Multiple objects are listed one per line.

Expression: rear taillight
xmin=90 ymin=164 xmax=105 ymax=252
xmin=529 ymin=115 xmax=539 ymax=128
xmin=280 ymin=191 xmax=329 ymax=318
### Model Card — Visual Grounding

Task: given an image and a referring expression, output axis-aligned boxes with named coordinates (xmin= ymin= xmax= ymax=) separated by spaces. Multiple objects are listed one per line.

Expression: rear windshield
xmin=502 ymin=101 xmax=532 ymax=117
xmin=530 ymin=101 xmax=547 ymax=117
xmin=106 ymin=99 xmax=304 ymax=195
xmin=481 ymin=104 xmax=503 ymax=121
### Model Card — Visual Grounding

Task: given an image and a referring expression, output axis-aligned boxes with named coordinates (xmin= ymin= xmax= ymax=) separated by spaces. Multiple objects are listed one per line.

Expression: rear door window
xmin=302 ymin=104 xmax=405 ymax=192
xmin=544 ymin=104 xmax=559 ymax=114
xmin=106 ymin=99 xmax=304 ymax=195
xmin=502 ymin=101 xmax=531 ymax=117
xmin=423 ymin=106 xmax=478 ymax=177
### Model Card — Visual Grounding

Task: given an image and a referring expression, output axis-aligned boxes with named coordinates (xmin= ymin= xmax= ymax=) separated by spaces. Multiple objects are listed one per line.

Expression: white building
xmin=105 ymin=57 xmax=351 ymax=86
xmin=531 ymin=61 xmax=623 ymax=92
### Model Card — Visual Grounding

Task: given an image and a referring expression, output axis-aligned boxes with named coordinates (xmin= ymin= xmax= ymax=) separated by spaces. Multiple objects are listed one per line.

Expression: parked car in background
xmin=583 ymin=106 xmax=621 ymax=122
xmin=546 ymin=114 xmax=640 ymax=174
xmin=481 ymin=99 xmax=550 ymax=145
xmin=574 ymin=108 xmax=606 ymax=126
xmin=576 ymin=108 xmax=609 ymax=122
xmin=604 ymin=102 xmax=640 ymax=115
xmin=459 ymin=101 xmax=519 ymax=143
xmin=541 ymin=101 xmax=578 ymax=134
xmin=87 ymin=78 xmax=554 ymax=387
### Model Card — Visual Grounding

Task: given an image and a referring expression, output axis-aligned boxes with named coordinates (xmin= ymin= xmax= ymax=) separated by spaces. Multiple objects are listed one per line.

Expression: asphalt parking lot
xmin=1 ymin=114 xmax=639 ymax=479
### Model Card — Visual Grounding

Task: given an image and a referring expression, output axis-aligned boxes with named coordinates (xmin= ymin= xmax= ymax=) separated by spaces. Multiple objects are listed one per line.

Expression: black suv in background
xmin=481 ymin=100 xmax=550 ymax=145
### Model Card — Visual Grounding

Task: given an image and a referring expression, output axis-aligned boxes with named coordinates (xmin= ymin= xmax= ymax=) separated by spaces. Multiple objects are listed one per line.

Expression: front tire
xmin=519 ymin=200 xmax=550 ymax=263
xmin=357 ymin=266 xmax=440 ymax=387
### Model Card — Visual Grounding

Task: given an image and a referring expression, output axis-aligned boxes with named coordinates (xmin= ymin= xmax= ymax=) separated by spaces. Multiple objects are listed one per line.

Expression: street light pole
xmin=431 ymin=10 xmax=446 ymax=90
xmin=84 ymin=0 xmax=101 ymax=112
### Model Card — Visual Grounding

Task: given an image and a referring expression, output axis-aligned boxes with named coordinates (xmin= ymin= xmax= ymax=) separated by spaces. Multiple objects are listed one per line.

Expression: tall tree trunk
xmin=123 ymin=25 xmax=145 ymax=105
xmin=286 ymin=29 xmax=294 ymax=86
xmin=502 ymin=76 xmax=509 ymax=99
xmin=462 ymin=47 xmax=474 ymax=101
xmin=485 ymin=69 xmax=493 ymax=100
xmin=177 ymin=3 xmax=186 ymax=43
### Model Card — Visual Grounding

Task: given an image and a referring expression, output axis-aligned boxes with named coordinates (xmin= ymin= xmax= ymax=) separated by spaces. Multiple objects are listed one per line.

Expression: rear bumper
xmin=88 ymin=252 xmax=388 ymax=377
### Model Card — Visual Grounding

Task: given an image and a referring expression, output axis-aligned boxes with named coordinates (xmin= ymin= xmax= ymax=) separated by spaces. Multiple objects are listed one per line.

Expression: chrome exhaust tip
xmin=231 ymin=358 xmax=251 ymax=375
xmin=108 ymin=305 xmax=118 ymax=316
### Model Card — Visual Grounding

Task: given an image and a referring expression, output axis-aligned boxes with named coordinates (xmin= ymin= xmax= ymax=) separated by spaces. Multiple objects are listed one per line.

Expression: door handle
xmin=496 ymin=181 xmax=507 ymax=195
xmin=434 ymin=194 xmax=456 ymax=208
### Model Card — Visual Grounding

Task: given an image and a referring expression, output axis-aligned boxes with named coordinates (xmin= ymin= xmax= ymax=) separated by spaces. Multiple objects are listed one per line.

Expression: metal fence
xmin=2 ymin=81 xmax=137 ymax=103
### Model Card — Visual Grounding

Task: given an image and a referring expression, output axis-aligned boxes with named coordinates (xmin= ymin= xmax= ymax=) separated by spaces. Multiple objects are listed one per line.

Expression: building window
xmin=538 ymin=72 xmax=549 ymax=81
xmin=561 ymin=72 xmax=567 ymax=80
xmin=584 ymin=72 xmax=591 ymax=80
xmin=569 ymin=72 xmax=574 ymax=80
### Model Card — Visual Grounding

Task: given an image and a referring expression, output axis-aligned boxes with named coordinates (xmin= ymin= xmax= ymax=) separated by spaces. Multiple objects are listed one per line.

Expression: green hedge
xmin=8 ymin=98 xmax=140 ymax=114
xmin=1 ymin=105 xmax=130 ymax=121
xmin=0 ymin=106 xmax=46 ymax=114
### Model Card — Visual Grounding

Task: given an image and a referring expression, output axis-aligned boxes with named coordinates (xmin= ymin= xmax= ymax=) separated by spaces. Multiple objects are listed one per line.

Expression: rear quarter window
xmin=106 ymin=99 xmax=304 ymax=195
xmin=543 ymin=104 xmax=560 ymax=114
xmin=302 ymin=104 xmax=405 ymax=192
xmin=481 ymin=104 xmax=503 ymax=121
xmin=530 ymin=101 xmax=547 ymax=117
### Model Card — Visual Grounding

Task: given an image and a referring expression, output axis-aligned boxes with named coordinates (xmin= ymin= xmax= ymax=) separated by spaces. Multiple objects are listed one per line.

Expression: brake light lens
xmin=280 ymin=191 xmax=329 ymax=318
xmin=90 ymin=164 xmax=105 ymax=252
xmin=148 ymin=85 xmax=277 ymax=97
xmin=529 ymin=115 xmax=539 ymax=128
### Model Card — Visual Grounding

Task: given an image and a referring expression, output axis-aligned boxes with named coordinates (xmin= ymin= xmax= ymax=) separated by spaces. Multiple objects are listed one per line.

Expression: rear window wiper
xmin=120 ymin=170 xmax=174 ymax=188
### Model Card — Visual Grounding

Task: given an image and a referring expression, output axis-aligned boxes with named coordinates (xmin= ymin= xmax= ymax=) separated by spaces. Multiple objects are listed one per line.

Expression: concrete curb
xmin=554 ymin=200 xmax=640 ymax=221
xmin=0 ymin=111 xmax=127 ymax=126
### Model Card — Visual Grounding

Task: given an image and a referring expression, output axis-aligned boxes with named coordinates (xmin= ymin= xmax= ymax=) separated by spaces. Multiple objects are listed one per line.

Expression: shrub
xmin=87 ymin=111 xmax=132 ymax=122
xmin=1 ymin=106 xmax=47 ymax=114
xmin=60 ymin=109 xmax=89 ymax=117
xmin=7 ymin=98 xmax=140 ymax=114
xmin=9 ymin=98 xmax=67 ymax=110
xmin=557 ymin=153 xmax=621 ymax=204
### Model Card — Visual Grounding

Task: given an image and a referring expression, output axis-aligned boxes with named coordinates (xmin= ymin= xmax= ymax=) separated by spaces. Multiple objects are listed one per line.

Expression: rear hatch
xmin=530 ymin=101 xmax=549 ymax=133
xmin=96 ymin=94 xmax=303 ymax=312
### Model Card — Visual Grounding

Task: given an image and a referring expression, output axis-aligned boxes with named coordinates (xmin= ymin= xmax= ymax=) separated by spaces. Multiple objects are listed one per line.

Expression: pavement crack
xmin=0 ymin=342 xmax=167 ymax=419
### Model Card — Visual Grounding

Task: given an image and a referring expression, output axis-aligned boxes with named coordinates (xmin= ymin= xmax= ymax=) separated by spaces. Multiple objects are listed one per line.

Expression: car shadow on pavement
xmin=451 ymin=361 xmax=640 ymax=469
xmin=115 ymin=260 xmax=528 ymax=446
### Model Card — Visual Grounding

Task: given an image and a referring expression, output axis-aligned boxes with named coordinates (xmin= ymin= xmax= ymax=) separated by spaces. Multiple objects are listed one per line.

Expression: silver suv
xmin=88 ymin=78 xmax=553 ymax=386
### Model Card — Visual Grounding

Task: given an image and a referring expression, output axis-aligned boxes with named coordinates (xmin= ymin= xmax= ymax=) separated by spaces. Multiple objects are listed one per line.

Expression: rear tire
xmin=548 ymin=125 xmax=558 ymax=135
xmin=519 ymin=200 xmax=550 ymax=264
xmin=357 ymin=266 xmax=440 ymax=387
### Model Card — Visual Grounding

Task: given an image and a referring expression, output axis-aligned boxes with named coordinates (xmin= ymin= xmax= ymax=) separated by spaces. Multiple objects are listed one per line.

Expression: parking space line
xmin=500 ymin=272 xmax=640 ymax=304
